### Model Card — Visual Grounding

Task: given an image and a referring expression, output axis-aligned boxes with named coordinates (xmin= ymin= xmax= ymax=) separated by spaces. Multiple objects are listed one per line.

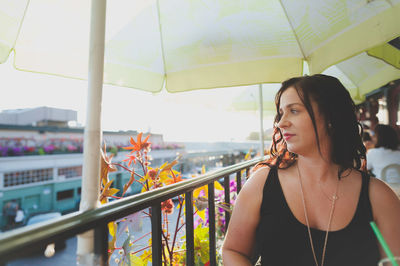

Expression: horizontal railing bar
xmin=0 ymin=157 xmax=263 ymax=261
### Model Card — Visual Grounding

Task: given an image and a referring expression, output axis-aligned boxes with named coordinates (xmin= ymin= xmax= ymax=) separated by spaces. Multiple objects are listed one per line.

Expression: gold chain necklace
xmin=297 ymin=164 xmax=340 ymax=266
xmin=319 ymin=178 xmax=339 ymax=201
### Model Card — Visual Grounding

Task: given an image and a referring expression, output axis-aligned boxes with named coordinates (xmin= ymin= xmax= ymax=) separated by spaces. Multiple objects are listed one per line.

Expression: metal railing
xmin=0 ymin=157 xmax=263 ymax=265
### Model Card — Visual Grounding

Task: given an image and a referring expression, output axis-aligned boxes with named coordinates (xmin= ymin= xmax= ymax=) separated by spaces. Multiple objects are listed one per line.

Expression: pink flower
xmin=161 ymin=199 xmax=174 ymax=215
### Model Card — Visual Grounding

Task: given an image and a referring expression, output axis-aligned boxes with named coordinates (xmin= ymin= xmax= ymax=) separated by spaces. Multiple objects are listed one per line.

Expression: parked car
xmin=26 ymin=212 xmax=62 ymax=226
xmin=25 ymin=212 xmax=66 ymax=257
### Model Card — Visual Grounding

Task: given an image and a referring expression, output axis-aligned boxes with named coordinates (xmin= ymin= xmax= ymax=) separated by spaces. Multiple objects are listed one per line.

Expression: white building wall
xmin=0 ymin=128 xmax=164 ymax=147
xmin=0 ymin=107 xmax=77 ymax=126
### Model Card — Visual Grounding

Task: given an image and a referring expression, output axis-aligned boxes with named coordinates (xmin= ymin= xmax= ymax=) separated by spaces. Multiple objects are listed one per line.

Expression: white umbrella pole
xmin=258 ymin=84 xmax=265 ymax=157
xmin=77 ymin=0 xmax=106 ymax=264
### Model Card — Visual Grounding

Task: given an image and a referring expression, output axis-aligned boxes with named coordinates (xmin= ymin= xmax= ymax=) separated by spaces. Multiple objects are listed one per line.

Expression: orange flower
xmin=122 ymin=154 xmax=136 ymax=166
xmin=123 ymin=133 xmax=151 ymax=153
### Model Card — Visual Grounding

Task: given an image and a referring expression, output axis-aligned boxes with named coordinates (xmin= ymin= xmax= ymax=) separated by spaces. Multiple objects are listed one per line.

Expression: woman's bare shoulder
xmin=369 ymin=177 xmax=399 ymax=201
xmin=238 ymin=166 xmax=270 ymax=199
xmin=247 ymin=166 xmax=270 ymax=186
xmin=369 ymin=177 xmax=400 ymax=217
xmin=369 ymin=176 xmax=400 ymax=256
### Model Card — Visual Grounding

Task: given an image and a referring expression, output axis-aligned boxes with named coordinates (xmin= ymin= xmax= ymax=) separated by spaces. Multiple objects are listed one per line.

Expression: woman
xmin=367 ymin=124 xmax=400 ymax=180
xmin=222 ymin=74 xmax=400 ymax=265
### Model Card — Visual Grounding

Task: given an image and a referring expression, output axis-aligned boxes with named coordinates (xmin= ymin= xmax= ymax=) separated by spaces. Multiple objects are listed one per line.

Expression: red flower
xmin=148 ymin=169 xmax=157 ymax=180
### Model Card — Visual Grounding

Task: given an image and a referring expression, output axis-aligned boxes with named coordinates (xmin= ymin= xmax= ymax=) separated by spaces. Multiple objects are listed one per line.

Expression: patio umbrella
xmin=1 ymin=0 xmax=400 ymax=92
xmin=1 ymin=0 xmax=400 ymax=261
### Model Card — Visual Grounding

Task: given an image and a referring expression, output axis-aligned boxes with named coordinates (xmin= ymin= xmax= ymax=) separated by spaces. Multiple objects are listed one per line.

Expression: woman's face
xmin=277 ymin=87 xmax=329 ymax=156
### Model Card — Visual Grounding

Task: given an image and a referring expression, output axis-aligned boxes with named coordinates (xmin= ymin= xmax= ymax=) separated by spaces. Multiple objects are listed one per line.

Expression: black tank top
xmin=254 ymin=167 xmax=380 ymax=266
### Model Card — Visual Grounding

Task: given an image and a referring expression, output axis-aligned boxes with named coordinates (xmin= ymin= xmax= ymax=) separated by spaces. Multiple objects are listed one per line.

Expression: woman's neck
xmin=296 ymin=155 xmax=339 ymax=183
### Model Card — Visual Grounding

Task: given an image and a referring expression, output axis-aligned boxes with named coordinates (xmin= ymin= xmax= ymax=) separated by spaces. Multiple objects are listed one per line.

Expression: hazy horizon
xmin=2 ymin=52 xmax=276 ymax=142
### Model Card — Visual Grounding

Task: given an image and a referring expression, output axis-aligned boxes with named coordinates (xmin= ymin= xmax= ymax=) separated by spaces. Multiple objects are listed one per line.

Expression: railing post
xmin=94 ymin=222 xmax=109 ymax=265
xmin=208 ymin=182 xmax=216 ymax=266
xmin=223 ymin=176 xmax=231 ymax=227
xmin=236 ymin=171 xmax=242 ymax=193
xmin=246 ymin=167 xmax=250 ymax=180
xmin=151 ymin=204 xmax=162 ymax=265
xmin=185 ymin=191 xmax=195 ymax=266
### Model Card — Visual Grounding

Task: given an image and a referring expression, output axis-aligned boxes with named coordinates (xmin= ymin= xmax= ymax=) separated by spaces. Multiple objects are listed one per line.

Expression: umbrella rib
xmin=10 ymin=0 xmax=31 ymax=57
xmin=156 ymin=0 xmax=168 ymax=80
xmin=334 ymin=64 xmax=360 ymax=99
xmin=277 ymin=0 xmax=307 ymax=60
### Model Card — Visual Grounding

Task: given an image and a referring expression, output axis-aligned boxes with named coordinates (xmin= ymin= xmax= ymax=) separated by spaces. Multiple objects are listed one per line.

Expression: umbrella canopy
xmin=1 ymin=0 xmax=400 ymax=93
xmin=324 ymin=52 xmax=400 ymax=104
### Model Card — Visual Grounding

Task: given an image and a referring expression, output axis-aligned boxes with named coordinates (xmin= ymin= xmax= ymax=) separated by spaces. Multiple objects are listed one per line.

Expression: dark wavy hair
xmin=374 ymin=124 xmax=399 ymax=150
xmin=255 ymin=74 xmax=366 ymax=177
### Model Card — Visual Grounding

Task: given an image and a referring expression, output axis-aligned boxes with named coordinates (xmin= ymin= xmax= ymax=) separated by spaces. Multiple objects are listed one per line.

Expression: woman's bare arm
xmin=222 ymin=167 xmax=269 ymax=265
xmin=370 ymin=177 xmax=400 ymax=258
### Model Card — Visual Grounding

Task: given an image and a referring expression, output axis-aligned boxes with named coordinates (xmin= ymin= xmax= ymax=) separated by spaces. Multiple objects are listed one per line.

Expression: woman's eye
xmin=290 ymin=109 xmax=298 ymax=114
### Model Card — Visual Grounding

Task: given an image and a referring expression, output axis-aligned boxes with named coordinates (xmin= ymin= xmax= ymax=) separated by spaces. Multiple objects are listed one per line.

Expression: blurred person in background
xmin=2 ymin=200 xmax=19 ymax=230
xmin=367 ymin=124 xmax=400 ymax=180
xmin=362 ymin=131 xmax=375 ymax=152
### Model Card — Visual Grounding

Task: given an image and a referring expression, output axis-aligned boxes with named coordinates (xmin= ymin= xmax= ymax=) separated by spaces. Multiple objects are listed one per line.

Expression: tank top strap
xmin=358 ymin=171 xmax=374 ymax=222
xmin=264 ymin=166 xmax=278 ymax=187
xmin=260 ymin=166 xmax=281 ymax=214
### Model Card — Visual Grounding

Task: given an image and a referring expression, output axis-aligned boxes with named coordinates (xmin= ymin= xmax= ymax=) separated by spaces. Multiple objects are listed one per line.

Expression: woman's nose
xmin=277 ymin=116 xmax=290 ymax=129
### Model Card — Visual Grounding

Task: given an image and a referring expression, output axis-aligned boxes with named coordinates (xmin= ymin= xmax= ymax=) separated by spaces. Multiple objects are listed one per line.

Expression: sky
xmin=1 ymin=52 xmax=276 ymax=142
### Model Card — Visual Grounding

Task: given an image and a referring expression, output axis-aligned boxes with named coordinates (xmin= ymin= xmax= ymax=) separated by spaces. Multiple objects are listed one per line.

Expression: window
xmin=4 ymin=168 xmax=53 ymax=187
xmin=58 ymin=166 xmax=82 ymax=179
xmin=57 ymin=189 xmax=74 ymax=201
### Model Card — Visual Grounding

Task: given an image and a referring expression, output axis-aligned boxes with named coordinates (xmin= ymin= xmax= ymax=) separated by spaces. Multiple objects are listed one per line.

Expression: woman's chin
xmin=286 ymin=144 xmax=304 ymax=155
xmin=286 ymin=144 xmax=297 ymax=154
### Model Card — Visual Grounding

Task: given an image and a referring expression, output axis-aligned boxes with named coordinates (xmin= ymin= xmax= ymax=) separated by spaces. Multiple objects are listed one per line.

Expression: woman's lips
xmin=283 ymin=133 xmax=295 ymax=141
